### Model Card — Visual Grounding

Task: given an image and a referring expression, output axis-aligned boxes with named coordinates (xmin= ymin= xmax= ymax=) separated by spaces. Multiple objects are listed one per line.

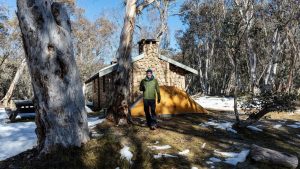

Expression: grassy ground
xmin=0 ymin=111 xmax=299 ymax=169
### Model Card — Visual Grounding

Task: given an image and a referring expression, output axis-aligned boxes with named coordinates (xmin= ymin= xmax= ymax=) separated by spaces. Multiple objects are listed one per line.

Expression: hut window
xmin=103 ymin=76 xmax=106 ymax=92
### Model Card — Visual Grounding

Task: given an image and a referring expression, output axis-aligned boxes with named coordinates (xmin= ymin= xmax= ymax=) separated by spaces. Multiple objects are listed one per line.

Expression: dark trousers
xmin=143 ymin=99 xmax=157 ymax=127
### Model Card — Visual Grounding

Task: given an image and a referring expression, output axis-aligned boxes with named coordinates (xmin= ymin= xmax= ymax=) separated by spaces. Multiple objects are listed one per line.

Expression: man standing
xmin=139 ymin=69 xmax=161 ymax=130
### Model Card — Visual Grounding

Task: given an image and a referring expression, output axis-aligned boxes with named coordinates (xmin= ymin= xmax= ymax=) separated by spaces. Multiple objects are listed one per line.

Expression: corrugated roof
xmin=159 ymin=55 xmax=198 ymax=75
xmin=84 ymin=54 xmax=145 ymax=83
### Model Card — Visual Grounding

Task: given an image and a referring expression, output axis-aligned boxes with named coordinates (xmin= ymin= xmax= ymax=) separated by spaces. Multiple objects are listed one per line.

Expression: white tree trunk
xmin=286 ymin=29 xmax=298 ymax=93
xmin=247 ymin=38 xmax=258 ymax=93
xmin=269 ymin=36 xmax=282 ymax=88
xmin=155 ymin=0 xmax=170 ymax=48
xmin=204 ymin=40 xmax=213 ymax=95
xmin=109 ymin=0 xmax=137 ymax=123
xmin=236 ymin=0 xmax=257 ymax=93
xmin=264 ymin=28 xmax=280 ymax=90
xmin=1 ymin=59 xmax=26 ymax=107
xmin=226 ymin=51 xmax=235 ymax=95
xmin=17 ymin=0 xmax=89 ymax=153
xmin=205 ymin=42 xmax=209 ymax=94
xmin=197 ymin=53 xmax=206 ymax=93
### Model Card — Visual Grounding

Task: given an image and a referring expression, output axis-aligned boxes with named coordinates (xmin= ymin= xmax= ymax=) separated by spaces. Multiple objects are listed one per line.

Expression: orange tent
xmin=130 ymin=86 xmax=207 ymax=117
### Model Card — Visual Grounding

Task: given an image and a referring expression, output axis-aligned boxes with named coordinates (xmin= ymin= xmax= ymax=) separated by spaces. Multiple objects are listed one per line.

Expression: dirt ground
xmin=0 ymin=111 xmax=299 ymax=169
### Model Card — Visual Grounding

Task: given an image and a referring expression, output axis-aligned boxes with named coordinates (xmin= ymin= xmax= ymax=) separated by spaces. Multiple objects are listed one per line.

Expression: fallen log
xmin=250 ymin=144 xmax=298 ymax=169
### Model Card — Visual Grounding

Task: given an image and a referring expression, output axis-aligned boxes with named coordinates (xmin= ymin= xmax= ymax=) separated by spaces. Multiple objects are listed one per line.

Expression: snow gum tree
xmin=17 ymin=0 xmax=89 ymax=153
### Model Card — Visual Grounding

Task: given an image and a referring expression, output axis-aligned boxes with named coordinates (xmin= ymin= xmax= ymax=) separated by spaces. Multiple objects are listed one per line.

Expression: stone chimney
xmin=138 ymin=39 xmax=159 ymax=55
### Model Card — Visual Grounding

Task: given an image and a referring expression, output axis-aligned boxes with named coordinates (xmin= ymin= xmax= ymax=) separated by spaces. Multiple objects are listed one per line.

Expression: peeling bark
xmin=17 ymin=0 xmax=89 ymax=153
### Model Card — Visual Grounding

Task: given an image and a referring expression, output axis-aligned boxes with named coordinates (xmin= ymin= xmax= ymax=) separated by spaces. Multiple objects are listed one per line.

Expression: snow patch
xmin=224 ymin=150 xmax=250 ymax=165
xmin=153 ymin=153 xmax=177 ymax=159
xmin=287 ymin=124 xmax=300 ymax=128
xmin=191 ymin=167 xmax=198 ymax=169
xmin=0 ymin=121 xmax=37 ymax=161
xmin=200 ymin=120 xmax=237 ymax=133
xmin=206 ymin=161 xmax=213 ymax=165
xmin=0 ymin=116 xmax=105 ymax=161
xmin=148 ymin=145 xmax=171 ymax=150
xmin=287 ymin=122 xmax=300 ymax=129
xmin=120 ymin=146 xmax=133 ymax=163
xmin=195 ymin=96 xmax=241 ymax=111
xmin=273 ymin=124 xmax=282 ymax=129
xmin=247 ymin=125 xmax=263 ymax=132
xmin=85 ymin=106 xmax=93 ymax=113
xmin=227 ymin=128 xmax=238 ymax=134
xmin=178 ymin=149 xmax=190 ymax=156
xmin=88 ymin=117 xmax=105 ymax=128
xmin=213 ymin=149 xmax=250 ymax=166
xmin=209 ymin=157 xmax=222 ymax=162
xmin=214 ymin=150 xmax=238 ymax=158
xmin=278 ymin=120 xmax=286 ymax=124
xmin=0 ymin=108 xmax=8 ymax=124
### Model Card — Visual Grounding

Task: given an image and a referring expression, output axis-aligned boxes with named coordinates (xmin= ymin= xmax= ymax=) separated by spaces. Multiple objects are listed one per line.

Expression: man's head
xmin=146 ymin=69 xmax=153 ymax=79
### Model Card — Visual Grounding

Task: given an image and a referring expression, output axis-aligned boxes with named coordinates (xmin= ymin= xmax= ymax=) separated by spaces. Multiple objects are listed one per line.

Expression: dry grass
xmin=0 ymin=112 xmax=299 ymax=169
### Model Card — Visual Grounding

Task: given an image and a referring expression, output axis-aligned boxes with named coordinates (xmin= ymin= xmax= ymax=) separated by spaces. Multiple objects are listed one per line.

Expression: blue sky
xmin=2 ymin=0 xmax=184 ymax=49
xmin=76 ymin=0 xmax=184 ymax=49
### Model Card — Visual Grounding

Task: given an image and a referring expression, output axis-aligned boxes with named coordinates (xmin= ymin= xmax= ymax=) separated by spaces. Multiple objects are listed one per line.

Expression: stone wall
xmin=131 ymin=41 xmax=186 ymax=101
xmin=169 ymin=64 xmax=186 ymax=90
xmin=132 ymin=42 xmax=167 ymax=100
xmin=92 ymin=40 xmax=188 ymax=109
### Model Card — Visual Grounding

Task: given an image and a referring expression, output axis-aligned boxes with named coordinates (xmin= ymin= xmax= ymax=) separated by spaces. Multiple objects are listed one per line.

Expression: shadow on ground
xmin=0 ymin=112 xmax=299 ymax=169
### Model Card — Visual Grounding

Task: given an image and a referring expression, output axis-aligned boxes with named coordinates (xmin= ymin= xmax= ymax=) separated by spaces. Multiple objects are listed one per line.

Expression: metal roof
xmin=159 ymin=55 xmax=198 ymax=75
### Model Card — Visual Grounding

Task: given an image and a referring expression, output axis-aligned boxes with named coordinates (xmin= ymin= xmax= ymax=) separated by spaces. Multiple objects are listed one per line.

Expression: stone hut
xmin=85 ymin=39 xmax=198 ymax=110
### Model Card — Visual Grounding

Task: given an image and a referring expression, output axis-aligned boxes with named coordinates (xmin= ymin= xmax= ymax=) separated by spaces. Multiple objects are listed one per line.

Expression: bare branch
xmin=136 ymin=0 xmax=156 ymax=14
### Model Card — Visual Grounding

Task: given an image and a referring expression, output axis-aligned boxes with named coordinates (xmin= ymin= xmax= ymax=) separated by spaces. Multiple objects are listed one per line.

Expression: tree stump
xmin=250 ymin=144 xmax=298 ymax=169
